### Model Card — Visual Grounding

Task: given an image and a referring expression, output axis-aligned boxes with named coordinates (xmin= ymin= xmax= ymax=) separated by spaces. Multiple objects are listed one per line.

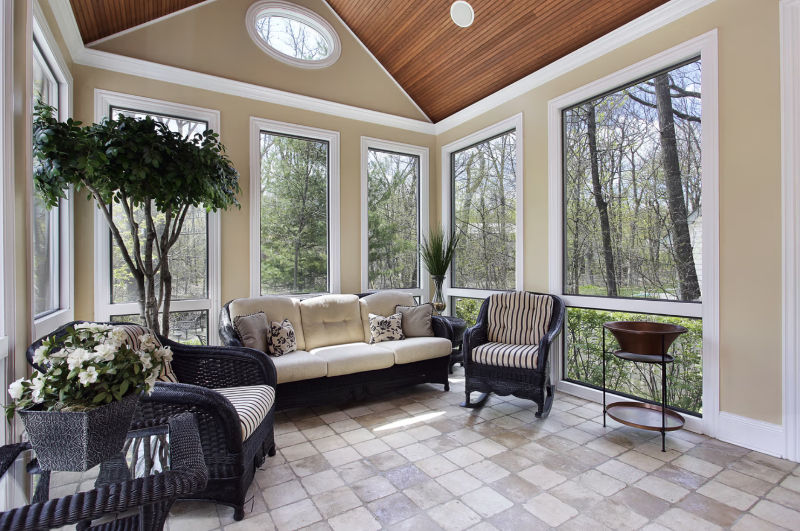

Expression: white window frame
xmin=249 ymin=117 xmax=341 ymax=297
xmin=93 ymin=90 xmax=222 ymax=345
xmin=547 ymin=31 xmax=719 ymax=436
xmin=360 ymin=137 xmax=429 ymax=299
xmin=441 ymin=113 xmax=524 ymax=309
xmin=31 ymin=1 xmax=74 ymax=340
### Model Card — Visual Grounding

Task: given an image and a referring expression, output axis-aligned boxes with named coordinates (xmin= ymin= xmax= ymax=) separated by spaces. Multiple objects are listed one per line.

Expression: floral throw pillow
xmin=269 ymin=319 xmax=297 ymax=356
xmin=368 ymin=313 xmax=405 ymax=344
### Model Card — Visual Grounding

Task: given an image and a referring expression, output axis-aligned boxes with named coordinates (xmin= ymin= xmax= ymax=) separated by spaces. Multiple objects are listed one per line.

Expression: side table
xmin=439 ymin=315 xmax=467 ymax=374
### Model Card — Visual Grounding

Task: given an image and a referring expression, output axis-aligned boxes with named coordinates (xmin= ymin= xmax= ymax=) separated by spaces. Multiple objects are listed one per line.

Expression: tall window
xmin=259 ymin=132 xmax=329 ymax=295
xmin=561 ymin=58 xmax=704 ymax=416
xmin=32 ymin=43 xmax=60 ymax=318
xmin=94 ymin=91 xmax=221 ymax=345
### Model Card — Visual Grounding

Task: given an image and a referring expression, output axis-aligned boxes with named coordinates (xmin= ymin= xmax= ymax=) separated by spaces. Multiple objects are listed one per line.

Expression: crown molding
xmin=50 ymin=0 xmax=717 ymax=135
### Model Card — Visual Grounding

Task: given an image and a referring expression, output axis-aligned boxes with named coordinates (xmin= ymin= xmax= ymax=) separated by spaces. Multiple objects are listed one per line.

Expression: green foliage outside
xmin=454 ymin=297 xmax=484 ymax=328
xmin=367 ymin=150 xmax=419 ymax=289
xmin=260 ymin=133 xmax=328 ymax=294
xmin=566 ymin=308 xmax=703 ymax=415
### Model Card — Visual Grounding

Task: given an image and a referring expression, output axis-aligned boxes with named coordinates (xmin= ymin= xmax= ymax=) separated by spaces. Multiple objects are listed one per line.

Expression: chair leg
xmin=535 ymin=385 xmax=554 ymax=418
xmin=233 ymin=508 xmax=245 ymax=521
xmin=460 ymin=391 xmax=490 ymax=409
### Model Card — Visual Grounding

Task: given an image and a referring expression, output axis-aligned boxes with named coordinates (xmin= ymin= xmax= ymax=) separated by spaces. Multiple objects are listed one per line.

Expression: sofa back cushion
xmin=359 ymin=291 xmax=416 ymax=342
xmin=229 ymin=295 xmax=306 ymax=351
xmin=487 ymin=292 xmax=554 ymax=346
xmin=300 ymin=294 xmax=364 ymax=350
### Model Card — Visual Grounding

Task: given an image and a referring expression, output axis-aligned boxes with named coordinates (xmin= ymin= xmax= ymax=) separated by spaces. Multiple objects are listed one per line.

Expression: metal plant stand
xmin=601 ymin=321 xmax=688 ymax=452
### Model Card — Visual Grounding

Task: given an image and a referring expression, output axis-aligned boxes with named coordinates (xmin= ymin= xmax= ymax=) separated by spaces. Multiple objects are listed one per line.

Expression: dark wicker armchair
xmin=461 ymin=292 xmax=565 ymax=418
xmin=26 ymin=322 xmax=277 ymax=521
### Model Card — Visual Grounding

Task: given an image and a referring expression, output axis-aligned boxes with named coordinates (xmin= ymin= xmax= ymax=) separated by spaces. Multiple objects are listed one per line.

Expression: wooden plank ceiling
xmin=325 ymin=0 xmax=670 ymax=122
xmin=69 ymin=0 xmax=207 ymax=44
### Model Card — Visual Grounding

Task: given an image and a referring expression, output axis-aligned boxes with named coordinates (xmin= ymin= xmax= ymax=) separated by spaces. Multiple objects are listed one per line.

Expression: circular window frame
xmin=246 ymin=0 xmax=342 ymax=69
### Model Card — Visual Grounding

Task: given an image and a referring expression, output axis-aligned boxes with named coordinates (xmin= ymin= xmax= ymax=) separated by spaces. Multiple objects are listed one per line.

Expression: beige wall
xmin=435 ymin=0 xmax=782 ymax=424
xmin=90 ymin=0 xmax=428 ymax=122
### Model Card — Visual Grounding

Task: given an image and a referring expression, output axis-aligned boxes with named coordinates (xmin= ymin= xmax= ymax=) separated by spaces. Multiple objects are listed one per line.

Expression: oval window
xmin=246 ymin=1 xmax=341 ymax=68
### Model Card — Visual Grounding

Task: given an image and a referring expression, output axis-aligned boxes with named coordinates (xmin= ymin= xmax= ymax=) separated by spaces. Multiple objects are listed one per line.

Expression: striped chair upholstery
xmin=472 ymin=343 xmax=540 ymax=369
xmin=115 ymin=324 xmax=178 ymax=383
xmin=486 ymin=292 xmax=553 ymax=346
xmin=216 ymin=385 xmax=276 ymax=441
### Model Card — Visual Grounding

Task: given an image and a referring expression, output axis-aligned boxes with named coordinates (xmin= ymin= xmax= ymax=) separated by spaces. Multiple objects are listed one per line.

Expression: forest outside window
xmin=259 ymin=132 xmax=330 ymax=295
xmin=561 ymin=58 xmax=704 ymax=416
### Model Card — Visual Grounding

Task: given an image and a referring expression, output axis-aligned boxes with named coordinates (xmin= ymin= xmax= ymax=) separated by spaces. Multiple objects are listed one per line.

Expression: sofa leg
xmin=233 ymin=507 xmax=245 ymax=521
xmin=268 ymin=444 xmax=276 ymax=457
xmin=444 ymin=381 xmax=450 ymax=392
xmin=461 ymin=391 xmax=489 ymax=409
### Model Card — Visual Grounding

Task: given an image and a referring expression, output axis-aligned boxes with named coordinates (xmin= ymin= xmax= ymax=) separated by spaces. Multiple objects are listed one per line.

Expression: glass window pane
xmin=563 ymin=59 xmax=702 ymax=302
xmin=108 ymin=109 xmax=209 ymax=304
xmin=111 ymin=310 xmax=208 ymax=346
xmin=32 ymin=47 xmax=59 ymax=318
xmin=452 ymin=131 xmax=516 ymax=290
xmin=452 ymin=297 xmax=484 ymax=328
xmin=260 ymin=132 xmax=329 ymax=295
xmin=256 ymin=16 xmax=331 ymax=61
xmin=564 ymin=308 xmax=703 ymax=416
xmin=367 ymin=149 xmax=419 ymax=290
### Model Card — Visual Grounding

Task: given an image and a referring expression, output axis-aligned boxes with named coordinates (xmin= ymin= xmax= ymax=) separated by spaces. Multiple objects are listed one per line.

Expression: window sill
xmin=33 ymin=308 xmax=74 ymax=341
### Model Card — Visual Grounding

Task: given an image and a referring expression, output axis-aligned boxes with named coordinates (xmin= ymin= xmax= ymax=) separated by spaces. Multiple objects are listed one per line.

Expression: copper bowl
xmin=602 ymin=321 xmax=688 ymax=357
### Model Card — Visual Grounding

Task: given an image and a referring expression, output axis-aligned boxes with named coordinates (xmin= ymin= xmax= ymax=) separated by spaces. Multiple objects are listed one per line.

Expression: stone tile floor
xmin=52 ymin=366 xmax=800 ymax=530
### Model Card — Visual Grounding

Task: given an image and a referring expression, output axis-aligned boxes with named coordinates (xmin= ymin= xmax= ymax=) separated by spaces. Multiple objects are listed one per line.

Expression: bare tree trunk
xmin=143 ymin=200 xmax=160 ymax=334
xmin=586 ymin=103 xmax=618 ymax=297
xmin=654 ymin=73 xmax=701 ymax=301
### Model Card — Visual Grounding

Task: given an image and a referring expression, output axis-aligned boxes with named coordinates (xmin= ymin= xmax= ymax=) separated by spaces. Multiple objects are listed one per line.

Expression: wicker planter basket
xmin=19 ymin=392 xmax=140 ymax=471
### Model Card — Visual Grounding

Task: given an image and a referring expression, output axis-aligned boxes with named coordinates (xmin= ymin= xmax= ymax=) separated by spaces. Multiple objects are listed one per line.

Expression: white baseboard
xmin=717 ymin=412 xmax=786 ymax=459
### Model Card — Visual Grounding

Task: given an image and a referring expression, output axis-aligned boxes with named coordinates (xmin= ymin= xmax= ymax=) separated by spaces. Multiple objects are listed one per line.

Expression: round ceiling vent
xmin=450 ymin=1 xmax=474 ymax=28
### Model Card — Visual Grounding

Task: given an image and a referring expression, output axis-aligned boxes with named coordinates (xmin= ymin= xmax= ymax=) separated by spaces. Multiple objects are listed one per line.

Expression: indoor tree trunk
xmin=654 ymin=73 xmax=701 ymax=301
xmin=586 ymin=103 xmax=618 ymax=297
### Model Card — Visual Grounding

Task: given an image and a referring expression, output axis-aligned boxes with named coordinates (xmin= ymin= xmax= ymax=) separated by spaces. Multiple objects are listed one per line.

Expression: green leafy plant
xmin=32 ymin=102 xmax=241 ymax=335
xmin=5 ymin=323 xmax=171 ymax=419
xmin=420 ymin=224 xmax=460 ymax=277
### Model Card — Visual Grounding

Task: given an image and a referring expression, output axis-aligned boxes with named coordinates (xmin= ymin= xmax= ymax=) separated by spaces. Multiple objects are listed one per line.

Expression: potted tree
xmin=7 ymin=323 xmax=171 ymax=471
xmin=32 ymin=103 xmax=240 ymax=335
xmin=420 ymin=224 xmax=460 ymax=315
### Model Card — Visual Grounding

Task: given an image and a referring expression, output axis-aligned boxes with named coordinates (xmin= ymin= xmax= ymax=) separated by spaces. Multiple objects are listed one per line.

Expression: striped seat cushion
xmin=215 ymin=385 xmax=276 ymax=441
xmin=487 ymin=292 xmax=553 ymax=346
xmin=114 ymin=324 xmax=178 ymax=383
xmin=471 ymin=342 xmax=540 ymax=369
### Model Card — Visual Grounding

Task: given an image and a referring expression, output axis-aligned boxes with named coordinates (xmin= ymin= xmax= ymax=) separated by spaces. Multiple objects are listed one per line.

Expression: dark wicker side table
xmin=440 ymin=315 xmax=467 ymax=374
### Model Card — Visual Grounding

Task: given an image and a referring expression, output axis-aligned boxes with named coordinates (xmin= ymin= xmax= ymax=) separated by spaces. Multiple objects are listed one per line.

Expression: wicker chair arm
xmin=532 ymin=295 xmax=566 ymax=375
xmin=0 ymin=414 xmax=207 ymax=531
xmin=218 ymin=301 xmax=243 ymax=347
xmin=431 ymin=316 xmax=454 ymax=342
xmin=140 ymin=382 xmax=245 ymax=454
xmin=159 ymin=336 xmax=277 ymax=389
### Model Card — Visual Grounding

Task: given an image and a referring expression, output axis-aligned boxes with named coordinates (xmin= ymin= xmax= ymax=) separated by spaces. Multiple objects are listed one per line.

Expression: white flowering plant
xmin=5 ymin=323 xmax=172 ymax=420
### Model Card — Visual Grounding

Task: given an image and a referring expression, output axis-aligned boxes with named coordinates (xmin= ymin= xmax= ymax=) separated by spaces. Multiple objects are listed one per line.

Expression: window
xmin=31 ymin=8 xmax=73 ymax=338
xmin=361 ymin=137 xmax=429 ymax=298
xmin=554 ymin=56 xmax=710 ymax=420
xmin=251 ymin=118 xmax=340 ymax=296
xmin=442 ymin=114 xmax=523 ymax=313
xmin=246 ymin=1 xmax=341 ymax=69
xmin=94 ymin=91 xmax=221 ymax=345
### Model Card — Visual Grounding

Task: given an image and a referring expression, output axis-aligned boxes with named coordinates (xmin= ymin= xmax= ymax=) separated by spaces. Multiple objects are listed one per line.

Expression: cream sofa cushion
xmin=300 ymin=295 xmax=364 ymax=350
xmin=270 ymin=351 xmax=327 ymax=384
xmin=310 ymin=342 xmax=395 ymax=377
xmin=374 ymin=337 xmax=452 ymax=364
xmin=359 ymin=291 xmax=416 ymax=342
xmin=230 ymin=295 xmax=306 ymax=351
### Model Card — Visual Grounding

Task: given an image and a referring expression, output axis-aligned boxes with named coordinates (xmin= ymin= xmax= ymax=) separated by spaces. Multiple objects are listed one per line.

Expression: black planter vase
xmin=18 ymin=392 xmax=140 ymax=471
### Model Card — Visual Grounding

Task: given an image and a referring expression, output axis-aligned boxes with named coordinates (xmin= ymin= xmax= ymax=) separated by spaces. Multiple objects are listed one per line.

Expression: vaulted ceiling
xmin=68 ymin=0 xmax=671 ymax=122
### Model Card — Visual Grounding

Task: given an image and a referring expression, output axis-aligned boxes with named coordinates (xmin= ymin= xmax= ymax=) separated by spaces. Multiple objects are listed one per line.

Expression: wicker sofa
xmin=219 ymin=291 xmax=454 ymax=409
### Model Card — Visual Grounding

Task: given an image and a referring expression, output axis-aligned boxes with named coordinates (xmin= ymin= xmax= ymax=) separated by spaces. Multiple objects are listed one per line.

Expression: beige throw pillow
xmin=368 ymin=313 xmax=405 ymax=344
xmin=269 ymin=319 xmax=297 ymax=356
xmin=233 ymin=312 xmax=271 ymax=353
xmin=395 ymin=304 xmax=435 ymax=338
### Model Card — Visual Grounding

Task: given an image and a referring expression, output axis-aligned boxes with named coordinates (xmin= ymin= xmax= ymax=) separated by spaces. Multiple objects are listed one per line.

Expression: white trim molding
xmin=246 ymin=1 xmax=341 ymax=69
xmin=718 ymin=413 xmax=786 ymax=459
xmin=48 ymin=0 xmax=718 ymax=135
xmin=547 ymin=31 xmax=720 ymax=438
xmin=249 ymin=117 xmax=341 ymax=297
xmin=440 ymin=113 xmax=524 ymax=309
xmin=93 ymin=90 xmax=222 ymax=345
xmin=781 ymin=0 xmax=800 ymax=463
xmin=360 ymin=137 xmax=429 ymax=298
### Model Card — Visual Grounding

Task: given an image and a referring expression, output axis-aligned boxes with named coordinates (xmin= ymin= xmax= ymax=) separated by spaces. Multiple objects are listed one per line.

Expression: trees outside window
xmin=452 ymin=131 xmax=516 ymax=291
xmin=562 ymin=58 xmax=704 ymax=415
xmin=367 ymin=149 xmax=419 ymax=291
xmin=259 ymin=132 xmax=329 ymax=295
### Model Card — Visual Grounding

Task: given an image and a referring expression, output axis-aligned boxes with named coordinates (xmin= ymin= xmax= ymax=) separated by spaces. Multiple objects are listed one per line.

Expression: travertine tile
xmin=656 ymin=508 xmax=721 ymax=531
xmin=396 ymin=442 xmax=437 ymax=462
xmin=404 ymin=480 xmax=453 ymax=510
xmin=618 ymin=450 xmax=664 ymax=472
xmin=575 ymin=469 xmax=626 ymax=496
xmin=222 ymin=511 xmax=275 ymax=531
xmin=443 ymin=446 xmax=485 ymax=467
xmin=489 ymin=450 xmax=533 ymax=473
xmin=353 ymin=438 xmax=391 ymax=457
xmin=489 ymin=505 xmax=550 ymax=531
xmin=275 ymin=431 xmax=307 ymax=447
xmin=635 ymin=475 xmax=690 ymax=503
xmin=328 ymin=507 xmax=380 ymax=531
xmin=751 ymin=500 xmax=800 ymax=531
xmin=262 ymin=479 xmax=307 ymax=510
xmin=428 ymin=500 xmax=482 ymax=531
xmin=523 ymin=492 xmax=579 ymax=527
xmin=611 ymin=486 xmax=671 ymax=520
xmin=468 ymin=438 xmax=508 ymax=457
xmin=518 ymin=464 xmax=567 ymax=490
xmin=697 ymin=480 xmax=758 ymax=510
xmin=367 ymin=492 xmax=420 ymax=525
xmin=406 ymin=425 xmax=442 ymax=441
xmin=311 ymin=435 xmax=348 ymax=453
xmin=386 ymin=512 xmax=443 ymax=531
xmin=335 ymin=459 xmax=376 ymax=483
xmin=384 ymin=464 xmax=429 ymax=490
xmin=651 ymin=463 xmax=708 ymax=490
xmin=549 ymin=480 xmax=605 ymax=511
xmin=301 ymin=470 xmax=344 ymax=496
xmin=672 ymin=454 xmax=723 ymax=478
xmin=302 ymin=425 xmax=336 ymax=441
xmin=289 ymin=454 xmax=332 ymax=478
xmin=597 ymin=459 xmax=648 ymax=484
xmin=312 ymin=486 xmax=362 ymax=519
xmin=730 ymin=459 xmax=787 ymax=484
xmin=461 ymin=486 xmax=514 ymax=518
xmin=715 ymin=469 xmax=774 ymax=497
xmin=587 ymin=437 xmax=628 ymax=457
xmin=766 ymin=485 xmax=800 ymax=511
xmin=731 ymin=514 xmax=787 ymax=531
xmin=587 ymin=499 xmax=649 ymax=531
xmin=781 ymin=474 xmax=800 ymax=494
xmin=322 ymin=447 xmax=362 ymax=467
xmin=351 ymin=475 xmax=397 ymax=502
xmin=380 ymin=431 xmax=417 ymax=449
xmin=341 ymin=428 xmax=376 ymax=445
xmin=368 ymin=449 xmax=408 ymax=471
xmin=255 ymin=464 xmax=296 ymax=489
xmin=281 ymin=442 xmax=319 ymax=462
xmin=465 ymin=460 xmax=511 ymax=483
xmin=270 ymin=499 xmax=322 ymax=531
xmin=168 ymin=504 xmax=220 ymax=531
xmin=437 ymin=469 xmax=483 ymax=496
